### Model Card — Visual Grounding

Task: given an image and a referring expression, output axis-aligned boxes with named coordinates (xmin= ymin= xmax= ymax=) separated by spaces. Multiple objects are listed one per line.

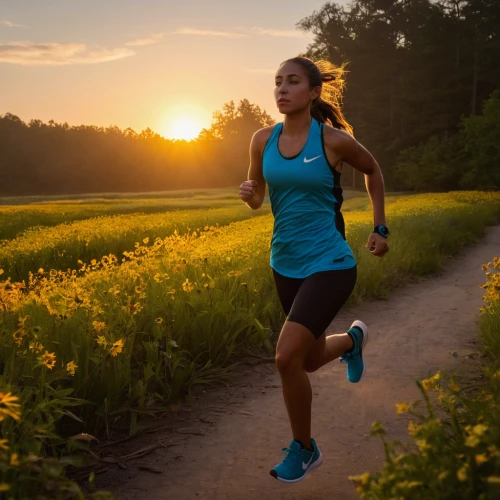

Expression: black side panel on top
xmin=320 ymin=123 xmax=346 ymax=241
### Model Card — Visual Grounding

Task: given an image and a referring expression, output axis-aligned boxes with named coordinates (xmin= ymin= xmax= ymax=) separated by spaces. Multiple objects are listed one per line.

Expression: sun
xmin=162 ymin=115 xmax=204 ymax=141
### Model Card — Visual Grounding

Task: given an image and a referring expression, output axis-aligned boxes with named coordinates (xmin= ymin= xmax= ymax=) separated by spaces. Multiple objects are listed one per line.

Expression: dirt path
xmin=99 ymin=226 xmax=500 ymax=500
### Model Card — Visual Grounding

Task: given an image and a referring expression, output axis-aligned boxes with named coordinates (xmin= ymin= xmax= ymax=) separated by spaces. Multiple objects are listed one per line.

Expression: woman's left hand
xmin=366 ymin=233 xmax=389 ymax=257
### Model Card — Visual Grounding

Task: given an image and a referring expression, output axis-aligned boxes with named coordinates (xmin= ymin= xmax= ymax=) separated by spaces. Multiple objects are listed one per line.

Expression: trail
xmin=99 ymin=226 xmax=500 ymax=500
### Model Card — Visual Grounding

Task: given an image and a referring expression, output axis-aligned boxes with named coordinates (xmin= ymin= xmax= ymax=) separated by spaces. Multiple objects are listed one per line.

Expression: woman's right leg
xmin=286 ymin=266 xmax=358 ymax=374
xmin=303 ymin=331 xmax=353 ymax=373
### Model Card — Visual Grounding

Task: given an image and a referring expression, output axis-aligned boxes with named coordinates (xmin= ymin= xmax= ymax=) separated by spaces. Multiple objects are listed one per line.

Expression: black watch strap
xmin=374 ymin=225 xmax=390 ymax=238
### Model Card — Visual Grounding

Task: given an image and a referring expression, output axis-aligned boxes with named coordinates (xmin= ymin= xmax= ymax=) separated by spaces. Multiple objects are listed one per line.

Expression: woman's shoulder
xmin=322 ymin=122 xmax=357 ymax=155
xmin=251 ymin=124 xmax=279 ymax=152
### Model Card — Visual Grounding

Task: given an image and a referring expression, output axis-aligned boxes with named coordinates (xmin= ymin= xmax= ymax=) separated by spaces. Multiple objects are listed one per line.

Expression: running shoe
xmin=269 ymin=438 xmax=323 ymax=483
xmin=339 ymin=320 xmax=368 ymax=383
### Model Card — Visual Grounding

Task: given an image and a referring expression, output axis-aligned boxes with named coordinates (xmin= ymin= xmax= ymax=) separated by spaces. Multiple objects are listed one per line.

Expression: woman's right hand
xmin=239 ymin=180 xmax=258 ymax=202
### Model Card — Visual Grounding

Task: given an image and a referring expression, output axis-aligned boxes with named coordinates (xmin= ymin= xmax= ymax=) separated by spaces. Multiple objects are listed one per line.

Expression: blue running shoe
xmin=269 ymin=438 xmax=323 ymax=483
xmin=339 ymin=320 xmax=368 ymax=383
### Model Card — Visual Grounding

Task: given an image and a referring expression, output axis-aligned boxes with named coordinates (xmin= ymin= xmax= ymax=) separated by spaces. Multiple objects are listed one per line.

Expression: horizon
xmin=0 ymin=0 xmax=348 ymax=140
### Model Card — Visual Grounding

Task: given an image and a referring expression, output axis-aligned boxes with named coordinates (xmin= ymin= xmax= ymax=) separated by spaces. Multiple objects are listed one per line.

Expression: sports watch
xmin=373 ymin=225 xmax=390 ymax=238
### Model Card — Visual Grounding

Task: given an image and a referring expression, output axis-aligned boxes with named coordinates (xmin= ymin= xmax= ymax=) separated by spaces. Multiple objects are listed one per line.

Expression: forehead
xmin=275 ymin=62 xmax=305 ymax=79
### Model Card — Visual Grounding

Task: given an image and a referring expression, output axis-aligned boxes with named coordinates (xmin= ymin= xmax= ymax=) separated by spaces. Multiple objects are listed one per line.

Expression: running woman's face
xmin=274 ymin=62 xmax=321 ymax=114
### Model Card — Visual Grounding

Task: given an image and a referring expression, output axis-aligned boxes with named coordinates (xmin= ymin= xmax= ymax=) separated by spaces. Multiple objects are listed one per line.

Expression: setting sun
xmin=162 ymin=115 xmax=204 ymax=141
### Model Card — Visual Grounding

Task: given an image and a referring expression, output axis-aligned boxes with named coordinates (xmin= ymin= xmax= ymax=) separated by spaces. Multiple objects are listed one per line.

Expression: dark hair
xmin=281 ymin=56 xmax=354 ymax=136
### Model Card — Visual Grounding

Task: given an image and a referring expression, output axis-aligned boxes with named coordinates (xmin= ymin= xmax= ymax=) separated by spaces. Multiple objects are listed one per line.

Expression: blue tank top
xmin=262 ymin=118 xmax=356 ymax=278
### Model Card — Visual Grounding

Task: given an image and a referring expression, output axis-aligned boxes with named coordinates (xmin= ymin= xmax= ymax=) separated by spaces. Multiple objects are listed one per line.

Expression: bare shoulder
xmin=322 ymin=122 xmax=356 ymax=154
xmin=322 ymin=122 xmax=377 ymax=174
xmin=251 ymin=124 xmax=277 ymax=152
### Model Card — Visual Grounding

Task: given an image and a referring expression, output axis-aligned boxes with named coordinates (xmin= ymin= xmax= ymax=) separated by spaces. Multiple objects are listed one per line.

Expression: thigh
xmin=288 ymin=266 xmax=357 ymax=340
xmin=272 ymin=268 xmax=304 ymax=315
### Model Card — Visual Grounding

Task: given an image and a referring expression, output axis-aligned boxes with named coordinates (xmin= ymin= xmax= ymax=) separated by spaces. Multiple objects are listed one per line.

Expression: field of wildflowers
xmin=0 ymin=205 xmax=273 ymax=282
xmin=0 ymin=190 xmax=499 ymax=498
xmin=0 ymin=187 xmax=252 ymax=242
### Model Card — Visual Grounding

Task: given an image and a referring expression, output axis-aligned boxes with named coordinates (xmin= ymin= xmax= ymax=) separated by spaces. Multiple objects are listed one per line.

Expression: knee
xmin=275 ymin=352 xmax=303 ymax=375
xmin=303 ymin=359 xmax=319 ymax=374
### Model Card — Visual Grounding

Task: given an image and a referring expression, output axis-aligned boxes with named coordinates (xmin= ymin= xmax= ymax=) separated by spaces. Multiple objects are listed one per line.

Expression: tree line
xmin=0 ymin=101 xmax=275 ymax=196
xmin=298 ymin=0 xmax=500 ymax=190
xmin=0 ymin=0 xmax=499 ymax=196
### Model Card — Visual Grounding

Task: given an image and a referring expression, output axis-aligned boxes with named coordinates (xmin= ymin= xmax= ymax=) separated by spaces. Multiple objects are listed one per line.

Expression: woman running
xmin=239 ymin=56 xmax=389 ymax=483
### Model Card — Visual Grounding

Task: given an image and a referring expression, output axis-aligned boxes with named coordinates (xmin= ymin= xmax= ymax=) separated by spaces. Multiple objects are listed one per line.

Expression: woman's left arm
xmin=327 ymin=129 xmax=389 ymax=257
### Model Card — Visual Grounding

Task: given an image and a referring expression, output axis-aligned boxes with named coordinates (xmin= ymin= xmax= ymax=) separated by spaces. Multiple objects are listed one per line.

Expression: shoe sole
xmin=272 ymin=451 xmax=323 ymax=483
xmin=350 ymin=320 xmax=368 ymax=383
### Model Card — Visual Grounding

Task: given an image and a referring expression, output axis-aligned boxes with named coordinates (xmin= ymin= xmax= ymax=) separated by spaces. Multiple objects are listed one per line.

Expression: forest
xmin=1 ymin=0 xmax=499 ymax=196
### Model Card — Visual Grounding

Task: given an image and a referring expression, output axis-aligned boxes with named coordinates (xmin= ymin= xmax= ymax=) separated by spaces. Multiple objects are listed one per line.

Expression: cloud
xmin=245 ymin=27 xmax=310 ymax=38
xmin=125 ymin=33 xmax=165 ymax=47
xmin=0 ymin=41 xmax=135 ymax=66
xmin=170 ymin=27 xmax=249 ymax=38
xmin=169 ymin=26 xmax=309 ymax=39
xmin=0 ymin=19 xmax=26 ymax=28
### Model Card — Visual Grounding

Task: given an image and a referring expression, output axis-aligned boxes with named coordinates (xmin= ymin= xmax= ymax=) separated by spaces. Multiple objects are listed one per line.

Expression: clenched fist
xmin=366 ymin=233 xmax=389 ymax=257
xmin=239 ymin=180 xmax=258 ymax=202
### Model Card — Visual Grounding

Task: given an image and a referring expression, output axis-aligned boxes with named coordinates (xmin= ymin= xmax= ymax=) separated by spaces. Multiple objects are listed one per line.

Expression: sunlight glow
xmin=162 ymin=114 xmax=204 ymax=141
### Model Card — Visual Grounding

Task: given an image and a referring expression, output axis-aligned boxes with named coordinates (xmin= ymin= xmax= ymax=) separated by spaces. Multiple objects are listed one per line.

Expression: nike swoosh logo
xmin=304 ymin=155 xmax=321 ymax=163
xmin=302 ymin=456 xmax=314 ymax=470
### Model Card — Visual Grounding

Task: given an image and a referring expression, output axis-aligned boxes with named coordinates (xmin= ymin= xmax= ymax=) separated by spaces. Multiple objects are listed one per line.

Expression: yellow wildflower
xmin=0 ymin=393 xmax=21 ymax=422
xmin=29 ymin=340 xmax=44 ymax=352
xmin=155 ymin=317 xmax=163 ymax=324
xmin=97 ymin=336 xmax=108 ymax=349
xmin=9 ymin=453 xmax=20 ymax=466
xmin=457 ymin=466 xmax=468 ymax=482
xmin=92 ymin=321 xmax=106 ymax=332
xmin=422 ymin=371 xmax=441 ymax=392
xmin=12 ymin=329 xmax=26 ymax=347
xmin=487 ymin=477 xmax=500 ymax=484
xmin=0 ymin=483 xmax=9 ymax=492
xmin=408 ymin=420 xmax=420 ymax=437
xmin=438 ymin=471 xmax=448 ymax=481
xmin=66 ymin=360 xmax=78 ymax=376
xmin=416 ymin=439 xmax=431 ymax=455
xmin=398 ymin=480 xmax=422 ymax=488
xmin=109 ymin=338 xmax=124 ymax=357
xmin=472 ymin=424 xmax=488 ymax=436
xmin=395 ymin=402 xmax=410 ymax=415
xmin=182 ymin=279 xmax=194 ymax=294
xmin=0 ymin=439 xmax=9 ymax=451
xmin=143 ymin=237 xmax=149 ymax=244
xmin=449 ymin=382 xmax=460 ymax=392
xmin=422 ymin=379 xmax=432 ymax=391
xmin=349 ymin=472 xmax=371 ymax=486
xmin=38 ymin=350 xmax=56 ymax=370
xmin=475 ymin=454 xmax=488 ymax=466
xmin=465 ymin=435 xmax=480 ymax=448
xmin=358 ymin=472 xmax=371 ymax=485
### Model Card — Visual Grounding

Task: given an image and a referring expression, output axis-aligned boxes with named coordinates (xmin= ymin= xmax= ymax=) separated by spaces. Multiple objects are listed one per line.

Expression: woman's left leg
xmin=276 ymin=266 xmax=357 ymax=443
xmin=275 ymin=320 xmax=316 ymax=450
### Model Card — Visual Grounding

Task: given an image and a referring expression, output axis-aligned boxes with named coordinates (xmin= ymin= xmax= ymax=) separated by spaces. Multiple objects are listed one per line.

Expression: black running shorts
xmin=272 ymin=266 xmax=357 ymax=340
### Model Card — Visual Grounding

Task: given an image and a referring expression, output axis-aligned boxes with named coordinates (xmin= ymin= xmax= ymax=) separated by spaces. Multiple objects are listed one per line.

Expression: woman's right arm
xmin=240 ymin=128 xmax=268 ymax=210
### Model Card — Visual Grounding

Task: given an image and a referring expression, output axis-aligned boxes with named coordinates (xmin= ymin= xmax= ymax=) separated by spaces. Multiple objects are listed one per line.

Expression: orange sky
xmin=0 ymin=0 xmax=348 ymax=139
